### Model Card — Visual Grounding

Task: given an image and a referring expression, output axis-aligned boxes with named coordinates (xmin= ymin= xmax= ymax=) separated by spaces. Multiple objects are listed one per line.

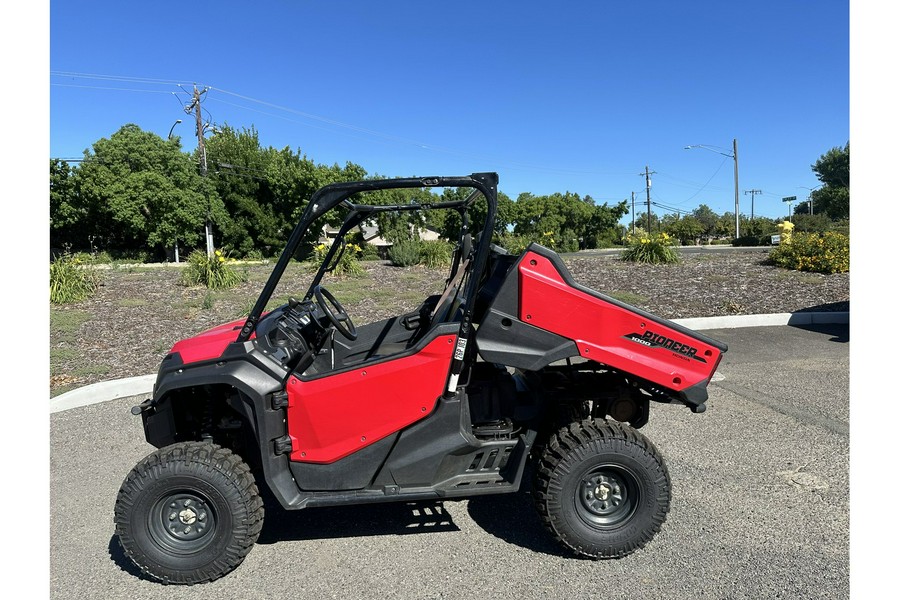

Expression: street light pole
xmin=167 ymin=119 xmax=184 ymax=263
xmin=684 ymin=138 xmax=740 ymax=239
xmin=168 ymin=119 xmax=182 ymax=140
xmin=799 ymin=185 xmax=822 ymax=216
xmin=732 ymin=138 xmax=739 ymax=239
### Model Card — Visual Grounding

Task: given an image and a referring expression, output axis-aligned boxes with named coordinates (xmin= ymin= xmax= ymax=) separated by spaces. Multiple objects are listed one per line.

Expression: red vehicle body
xmin=114 ymin=173 xmax=727 ymax=585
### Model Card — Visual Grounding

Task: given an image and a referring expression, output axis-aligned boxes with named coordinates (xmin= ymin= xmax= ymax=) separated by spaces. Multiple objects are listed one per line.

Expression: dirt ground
xmin=49 ymin=248 xmax=849 ymax=396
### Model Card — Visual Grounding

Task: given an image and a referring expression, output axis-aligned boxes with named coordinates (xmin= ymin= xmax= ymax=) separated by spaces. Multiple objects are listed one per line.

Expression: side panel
xmin=518 ymin=250 xmax=725 ymax=392
xmin=286 ymin=335 xmax=457 ymax=464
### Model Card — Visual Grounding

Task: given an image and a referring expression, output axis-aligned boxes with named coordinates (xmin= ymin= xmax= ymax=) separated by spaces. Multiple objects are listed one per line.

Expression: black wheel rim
xmin=575 ymin=465 xmax=639 ymax=528
xmin=148 ymin=491 xmax=217 ymax=554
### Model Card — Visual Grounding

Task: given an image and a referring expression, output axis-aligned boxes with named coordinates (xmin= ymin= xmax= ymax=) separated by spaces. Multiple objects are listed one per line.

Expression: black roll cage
xmin=236 ymin=173 xmax=500 ymax=376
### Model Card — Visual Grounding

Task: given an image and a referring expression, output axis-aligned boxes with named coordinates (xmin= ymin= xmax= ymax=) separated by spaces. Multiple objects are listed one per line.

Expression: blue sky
xmin=49 ymin=0 xmax=849 ymax=223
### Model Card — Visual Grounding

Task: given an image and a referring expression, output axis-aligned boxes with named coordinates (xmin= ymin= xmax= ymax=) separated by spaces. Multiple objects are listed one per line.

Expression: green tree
xmin=75 ymin=124 xmax=221 ymax=255
xmin=50 ymin=159 xmax=88 ymax=249
xmin=691 ymin=204 xmax=719 ymax=240
xmin=205 ymin=125 xmax=283 ymax=256
xmin=810 ymin=186 xmax=850 ymax=221
xmin=809 ymin=143 xmax=850 ymax=220
xmin=427 ymin=188 xmax=515 ymax=242
xmin=665 ymin=215 xmax=704 ymax=245
xmin=634 ymin=211 xmax=661 ymax=235
xmin=812 ymin=143 xmax=849 ymax=188
xmin=716 ymin=213 xmax=736 ymax=238
xmin=512 ymin=191 xmax=624 ymax=252
xmin=790 ymin=213 xmax=831 ymax=234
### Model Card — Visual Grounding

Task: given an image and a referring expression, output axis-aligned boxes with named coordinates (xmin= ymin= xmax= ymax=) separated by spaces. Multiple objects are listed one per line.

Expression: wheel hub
xmin=583 ymin=474 xmax=624 ymax=513
xmin=576 ymin=467 xmax=637 ymax=528
xmin=152 ymin=493 xmax=215 ymax=546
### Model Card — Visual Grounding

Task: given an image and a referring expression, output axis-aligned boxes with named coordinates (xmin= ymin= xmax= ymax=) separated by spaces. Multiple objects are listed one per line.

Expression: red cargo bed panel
xmin=518 ymin=251 xmax=724 ymax=392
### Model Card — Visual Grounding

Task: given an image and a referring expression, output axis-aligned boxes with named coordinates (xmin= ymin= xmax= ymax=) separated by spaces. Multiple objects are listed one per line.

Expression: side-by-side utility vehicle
xmin=115 ymin=173 xmax=727 ymax=584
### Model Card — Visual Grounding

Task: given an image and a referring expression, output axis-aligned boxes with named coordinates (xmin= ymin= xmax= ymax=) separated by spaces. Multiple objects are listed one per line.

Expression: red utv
xmin=115 ymin=173 xmax=727 ymax=584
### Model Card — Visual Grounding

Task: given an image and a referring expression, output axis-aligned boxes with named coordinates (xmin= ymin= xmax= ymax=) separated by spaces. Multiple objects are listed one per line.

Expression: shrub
xmin=493 ymin=233 xmax=530 ymax=255
xmin=50 ymin=254 xmax=101 ymax=304
xmin=312 ymin=242 xmax=364 ymax=276
xmin=73 ymin=250 xmax=113 ymax=264
xmin=180 ymin=249 xmax=245 ymax=289
xmin=621 ymin=232 xmax=679 ymax=264
xmin=388 ymin=240 xmax=422 ymax=267
xmin=769 ymin=232 xmax=849 ymax=274
xmin=419 ymin=240 xmax=453 ymax=268
xmin=358 ymin=243 xmax=381 ymax=261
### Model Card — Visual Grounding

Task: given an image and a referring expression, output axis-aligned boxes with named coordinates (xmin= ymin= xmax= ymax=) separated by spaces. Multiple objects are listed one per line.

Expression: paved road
xmin=49 ymin=324 xmax=848 ymax=599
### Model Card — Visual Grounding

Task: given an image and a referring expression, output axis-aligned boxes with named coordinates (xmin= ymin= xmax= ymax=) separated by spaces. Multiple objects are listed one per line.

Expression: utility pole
xmin=186 ymin=85 xmax=214 ymax=257
xmin=640 ymin=167 xmax=656 ymax=233
xmin=631 ymin=191 xmax=636 ymax=235
xmin=744 ymin=189 xmax=762 ymax=222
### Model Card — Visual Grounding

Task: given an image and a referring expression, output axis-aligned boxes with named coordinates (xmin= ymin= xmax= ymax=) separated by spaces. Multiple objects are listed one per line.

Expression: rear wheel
xmin=534 ymin=419 xmax=670 ymax=558
xmin=114 ymin=442 xmax=264 ymax=584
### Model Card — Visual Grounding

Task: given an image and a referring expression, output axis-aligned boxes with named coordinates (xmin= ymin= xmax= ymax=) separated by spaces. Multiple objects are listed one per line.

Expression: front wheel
xmin=534 ymin=419 xmax=671 ymax=558
xmin=114 ymin=442 xmax=264 ymax=584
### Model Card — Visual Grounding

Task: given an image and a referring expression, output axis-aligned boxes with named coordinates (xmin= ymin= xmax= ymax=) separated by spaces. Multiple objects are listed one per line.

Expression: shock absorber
xmin=200 ymin=395 xmax=214 ymax=442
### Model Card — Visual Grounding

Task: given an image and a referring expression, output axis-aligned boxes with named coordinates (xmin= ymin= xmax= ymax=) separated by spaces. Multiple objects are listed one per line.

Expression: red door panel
xmin=285 ymin=335 xmax=457 ymax=464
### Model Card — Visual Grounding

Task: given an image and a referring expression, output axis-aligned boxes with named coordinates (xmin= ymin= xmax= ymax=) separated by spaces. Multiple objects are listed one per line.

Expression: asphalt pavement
xmin=49 ymin=323 xmax=849 ymax=600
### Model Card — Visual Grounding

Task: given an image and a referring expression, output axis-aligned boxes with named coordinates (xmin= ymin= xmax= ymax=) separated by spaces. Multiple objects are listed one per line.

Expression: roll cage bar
xmin=236 ymin=173 xmax=500 ymax=368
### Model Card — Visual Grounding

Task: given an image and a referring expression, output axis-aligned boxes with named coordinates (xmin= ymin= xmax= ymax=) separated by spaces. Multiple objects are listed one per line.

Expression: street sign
xmin=782 ymin=196 xmax=797 ymax=202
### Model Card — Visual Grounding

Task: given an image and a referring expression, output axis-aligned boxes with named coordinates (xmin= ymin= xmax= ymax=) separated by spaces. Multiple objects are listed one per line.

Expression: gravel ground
xmin=49 ymin=247 xmax=848 ymax=396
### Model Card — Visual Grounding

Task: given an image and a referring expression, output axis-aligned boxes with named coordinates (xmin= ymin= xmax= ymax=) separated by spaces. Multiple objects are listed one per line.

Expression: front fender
xmin=139 ymin=341 xmax=304 ymax=509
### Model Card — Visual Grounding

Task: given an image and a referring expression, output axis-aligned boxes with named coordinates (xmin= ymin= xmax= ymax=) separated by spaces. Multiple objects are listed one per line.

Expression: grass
xmin=117 ymin=298 xmax=149 ymax=308
xmin=50 ymin=347 xmax=81 ymax=368
xmin=74 ymin=364 xmax=111 ymax=377
xmin=606 ymin=291 xmax=650 ymax=305
xmin=50 ymin=309 xmax=91 ymax=342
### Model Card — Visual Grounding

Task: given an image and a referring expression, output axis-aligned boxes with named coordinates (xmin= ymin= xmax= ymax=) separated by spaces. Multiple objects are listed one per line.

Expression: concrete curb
xmin=672 ymin=311 xmax=849 ymax=331
xmin=49 ymin=312 xmax=848 ymax=414
xmin=50 ymin=374 xmax=155 ymax=414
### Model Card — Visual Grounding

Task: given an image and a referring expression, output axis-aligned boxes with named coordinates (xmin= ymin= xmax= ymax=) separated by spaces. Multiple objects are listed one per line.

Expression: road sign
xmin=782 ymin=196 xmax=797 ymax=202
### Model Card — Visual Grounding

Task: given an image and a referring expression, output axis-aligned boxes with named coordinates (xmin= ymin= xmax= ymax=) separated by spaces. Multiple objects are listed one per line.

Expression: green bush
xmin=73 ymin=251 xmax=113 ymax=264
xmin=732 ymin=235 xmax=771 ymax=247
xmin=312 ymin=242 xmax=365 ymax=276
xmin=493 ymin=233 xmax=530 ymax=255
xmin=419 ymin=240 xmax=453 ymax=268
xmin=621 ymin=232 xmax=679 ymax=264
xmin=180 ymin=249 xmax=246 ymax=289
xmin=50 ymin=254 xmax=101 ymax=304
xmin=358 ymin=243 xmax=381 ymax=261
xmin=769 ymin=232 xmax=849 ymax=274
xmin=388 ymin=240 xmax=422 ymax=267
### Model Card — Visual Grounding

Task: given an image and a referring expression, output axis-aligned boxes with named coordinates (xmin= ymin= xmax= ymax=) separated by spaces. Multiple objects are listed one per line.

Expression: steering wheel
xmin=314 ymin=285 xmax=358 ymax=341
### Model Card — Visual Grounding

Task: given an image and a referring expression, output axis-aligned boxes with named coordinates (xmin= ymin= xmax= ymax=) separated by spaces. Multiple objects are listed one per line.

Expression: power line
xmin=51 ymin=83 xmax=175 ymax=95
xmin=54 ymin=72 xmax=641 ymax=178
